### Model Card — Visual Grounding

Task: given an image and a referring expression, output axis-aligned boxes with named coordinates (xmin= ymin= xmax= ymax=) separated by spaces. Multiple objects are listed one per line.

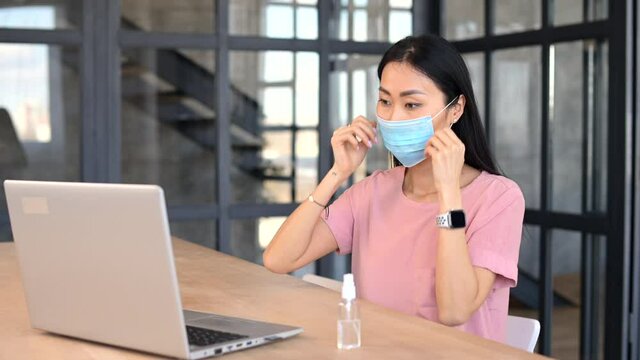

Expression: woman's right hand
xmin=330 ymin=116 xmax=378 ymax=178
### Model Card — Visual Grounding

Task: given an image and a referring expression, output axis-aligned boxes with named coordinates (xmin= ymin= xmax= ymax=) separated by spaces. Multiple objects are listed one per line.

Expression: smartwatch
xmin=435 ymin=209 xmax=466 ymax=229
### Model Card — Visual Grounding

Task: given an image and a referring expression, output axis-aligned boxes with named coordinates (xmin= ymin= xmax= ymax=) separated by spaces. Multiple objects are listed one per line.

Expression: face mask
xmin=376 ymin=96 xmax=459 ymax=168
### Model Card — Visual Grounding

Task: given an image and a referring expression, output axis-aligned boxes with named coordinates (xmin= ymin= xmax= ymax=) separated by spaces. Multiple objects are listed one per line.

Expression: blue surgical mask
xmin=376 ymin=96 xmax=459 ymax=167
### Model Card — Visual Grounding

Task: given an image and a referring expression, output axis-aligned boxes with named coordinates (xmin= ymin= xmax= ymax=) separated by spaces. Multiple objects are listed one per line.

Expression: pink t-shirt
xmin=321 ymin=166 xmax=525 ymax=343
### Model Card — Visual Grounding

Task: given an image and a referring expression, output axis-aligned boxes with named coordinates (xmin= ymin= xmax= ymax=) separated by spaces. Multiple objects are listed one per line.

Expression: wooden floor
xmin=509 ymin=273 xmax=604 ymax=360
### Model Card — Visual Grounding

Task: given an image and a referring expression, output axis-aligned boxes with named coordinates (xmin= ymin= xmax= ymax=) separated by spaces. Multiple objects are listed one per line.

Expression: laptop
xmin=4 ymin=180 xmax=302 ymax=359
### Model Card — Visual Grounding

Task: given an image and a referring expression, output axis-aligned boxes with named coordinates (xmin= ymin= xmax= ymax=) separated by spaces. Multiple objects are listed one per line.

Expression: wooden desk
xmin=0 ymin=239 xmax=549 ymax=359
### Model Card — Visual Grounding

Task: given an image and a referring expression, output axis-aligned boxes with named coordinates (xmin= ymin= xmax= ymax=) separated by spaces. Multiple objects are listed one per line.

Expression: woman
xmin=263 ymin=34 xmax=525 ymax=343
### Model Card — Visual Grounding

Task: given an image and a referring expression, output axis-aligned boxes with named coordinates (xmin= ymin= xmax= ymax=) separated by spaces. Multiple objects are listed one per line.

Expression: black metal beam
xmin=215 ymin=0 xmax=232 ymax=253
xmin=538 ymin=229 xmax=553 ymax=355
xmin=523 ymin=210 xmax=608 ymax=234
xmin=412 ymin=0 xmax=440 ymax=35
xmin=452 ymin=21 xmax=608 ymax=53
xmin=0 ymin=29 xmax=81 ymax=44
xmin=538 ymin=0 xmax=552 ymax=354
xmin=81 ymin=0 xmax=98 ymax=182
xmin=580 ymin=21 xmax=598 ymax=358
xmin=316 ymin=0 xmax=338 ymax=279
xmin=90 ymin=0 xmax=121 ymax=182
xmin=328 ymin=40 xmax=391 ymax=54
xmin=167 ymin=204 xmax=219 ymax=221
xmin=604 ymin=0 xmax=633 ymax=358
xmin=631 ymin=0 xmax=640 ymax=357
xmin=229 ymin=203 xmax=298 ymax=219
xmin=580 ymin=233 xmax=600 ymax=359
xmin=120 ymin=30 xmax=218 ymax=49
xmin=262 ymin=125 xmax=318 ymax=132
xmin=229 ymin=36 xmax=319 ymax=51
xmin=119 ymin=33 xmax=396 ymax=54
xmin=0 ymin=211 xmax=8 ymax=242
xmin=483 ymin=0 xmax=493 ymax=146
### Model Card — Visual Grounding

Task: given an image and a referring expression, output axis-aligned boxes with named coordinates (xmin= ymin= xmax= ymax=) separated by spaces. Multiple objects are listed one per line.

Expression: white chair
xmin=302 ymin=274 xmax=540 ymax=353
xmin=505 ymin=315 xmax=540 ymax=353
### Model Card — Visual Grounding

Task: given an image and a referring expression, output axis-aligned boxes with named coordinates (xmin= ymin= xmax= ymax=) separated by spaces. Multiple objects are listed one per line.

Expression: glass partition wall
xmin=0 ymin=1 xmax=635 ymax=358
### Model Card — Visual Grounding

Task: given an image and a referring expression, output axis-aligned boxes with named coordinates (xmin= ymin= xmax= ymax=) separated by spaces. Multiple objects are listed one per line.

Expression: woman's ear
xmin=452 ymin=94 xmax=466 ymax=124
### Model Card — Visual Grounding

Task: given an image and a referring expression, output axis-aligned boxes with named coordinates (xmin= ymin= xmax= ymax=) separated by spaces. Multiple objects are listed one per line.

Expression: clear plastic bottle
xmin=337 ymin=273 xmax=361 ymax=349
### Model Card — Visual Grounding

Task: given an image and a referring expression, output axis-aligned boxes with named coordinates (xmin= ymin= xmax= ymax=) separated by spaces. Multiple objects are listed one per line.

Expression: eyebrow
xmin=378 ymin=87 xmax=427 ymax=97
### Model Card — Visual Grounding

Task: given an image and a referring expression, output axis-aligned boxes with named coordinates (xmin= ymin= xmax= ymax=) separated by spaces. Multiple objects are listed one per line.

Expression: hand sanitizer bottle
xmin=337 ymin=273 xmax=361 ymax=349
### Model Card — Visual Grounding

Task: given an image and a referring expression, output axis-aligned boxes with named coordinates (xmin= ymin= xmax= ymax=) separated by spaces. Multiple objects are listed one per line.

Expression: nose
xmin=388 ymin=105 xmax=404 ymax=121
xmin=377 ymin=104 xmax=403 ymax=121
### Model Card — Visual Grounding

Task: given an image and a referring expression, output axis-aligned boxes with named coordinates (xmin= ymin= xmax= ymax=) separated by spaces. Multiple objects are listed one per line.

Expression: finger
xmin=435 ymin=130 xmax=454 ymax=144
xmin=352 ymin=115 xmax=370 ymax=124
xmin=442 ymin=127 xmax=463 ymax=146
xmin=352 ymin=117 xmax=376 ymax=136
xmin=337 ymin=132 xmax=361 ymax=150
xmin=334 ymin=125 xmax=355 ymax=138
xmin=351 ymin=121 xmax=377 ymax=145
xmin=437 ymin=130 xmax=460 ymax=151
xmin=332 ymin=128 xmax=357 ymax=146
xmin=354 ymin=119 xmax=378 ymax=142
xmin=350 ymin=127 xmax=373 ymax=148
xmin=425 ymin=144 xmax=438 ymax=158
xmin=447 ymin=127 xmax=465 ymax=148
xmin=334 ymin=125 xmax=352 ymax=136
xmin=428 ymin=133 xmax=448 ymax=151
xmin=352 ymin=115 xmax=378 ymax=133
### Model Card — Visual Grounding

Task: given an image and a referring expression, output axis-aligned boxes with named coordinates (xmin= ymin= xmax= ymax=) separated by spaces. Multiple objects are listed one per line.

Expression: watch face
xmin=450 ymin=210 xmax=466 ymax=228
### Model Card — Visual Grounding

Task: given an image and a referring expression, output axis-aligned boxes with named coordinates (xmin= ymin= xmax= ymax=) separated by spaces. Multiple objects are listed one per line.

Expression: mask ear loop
xmin=432 ymin=95 xmax=461 ymax=128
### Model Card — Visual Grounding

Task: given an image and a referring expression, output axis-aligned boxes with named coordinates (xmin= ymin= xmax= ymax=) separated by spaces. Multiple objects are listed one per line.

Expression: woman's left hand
xmin=424 ymin=128 xmax=465 ymax=193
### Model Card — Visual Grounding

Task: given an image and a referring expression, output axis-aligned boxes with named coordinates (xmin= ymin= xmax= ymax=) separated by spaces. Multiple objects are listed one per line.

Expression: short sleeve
xmin=466 ymin=185 xmax=525 ymax=288
xmin=320 ymin=187 xmax=355 ymax=255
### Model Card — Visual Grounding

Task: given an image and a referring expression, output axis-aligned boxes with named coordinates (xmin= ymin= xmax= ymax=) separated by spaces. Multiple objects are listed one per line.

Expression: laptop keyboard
xmin=186 ymin=325 xmax=248 ymax=347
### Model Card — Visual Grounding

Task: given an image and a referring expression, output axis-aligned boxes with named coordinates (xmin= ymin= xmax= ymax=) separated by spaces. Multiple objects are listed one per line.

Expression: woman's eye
xmin=405 ymin=103 xmax=421 ymax=109
xmin=378 ymin=99 xmax=391 ymax=106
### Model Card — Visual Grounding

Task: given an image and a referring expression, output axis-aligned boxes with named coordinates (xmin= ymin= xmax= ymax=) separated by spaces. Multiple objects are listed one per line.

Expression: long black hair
xmin=377 ymin=34 xmax=501 ymax=176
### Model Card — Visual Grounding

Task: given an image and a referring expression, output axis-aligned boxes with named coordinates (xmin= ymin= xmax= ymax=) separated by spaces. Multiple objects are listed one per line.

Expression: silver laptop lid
xmin=4 ymin=180 xmax=190 ymax=359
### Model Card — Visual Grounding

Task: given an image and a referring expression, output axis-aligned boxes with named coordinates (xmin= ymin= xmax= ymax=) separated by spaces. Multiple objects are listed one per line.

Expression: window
xmin=443 ymin=0 xmax=615 ymax=357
